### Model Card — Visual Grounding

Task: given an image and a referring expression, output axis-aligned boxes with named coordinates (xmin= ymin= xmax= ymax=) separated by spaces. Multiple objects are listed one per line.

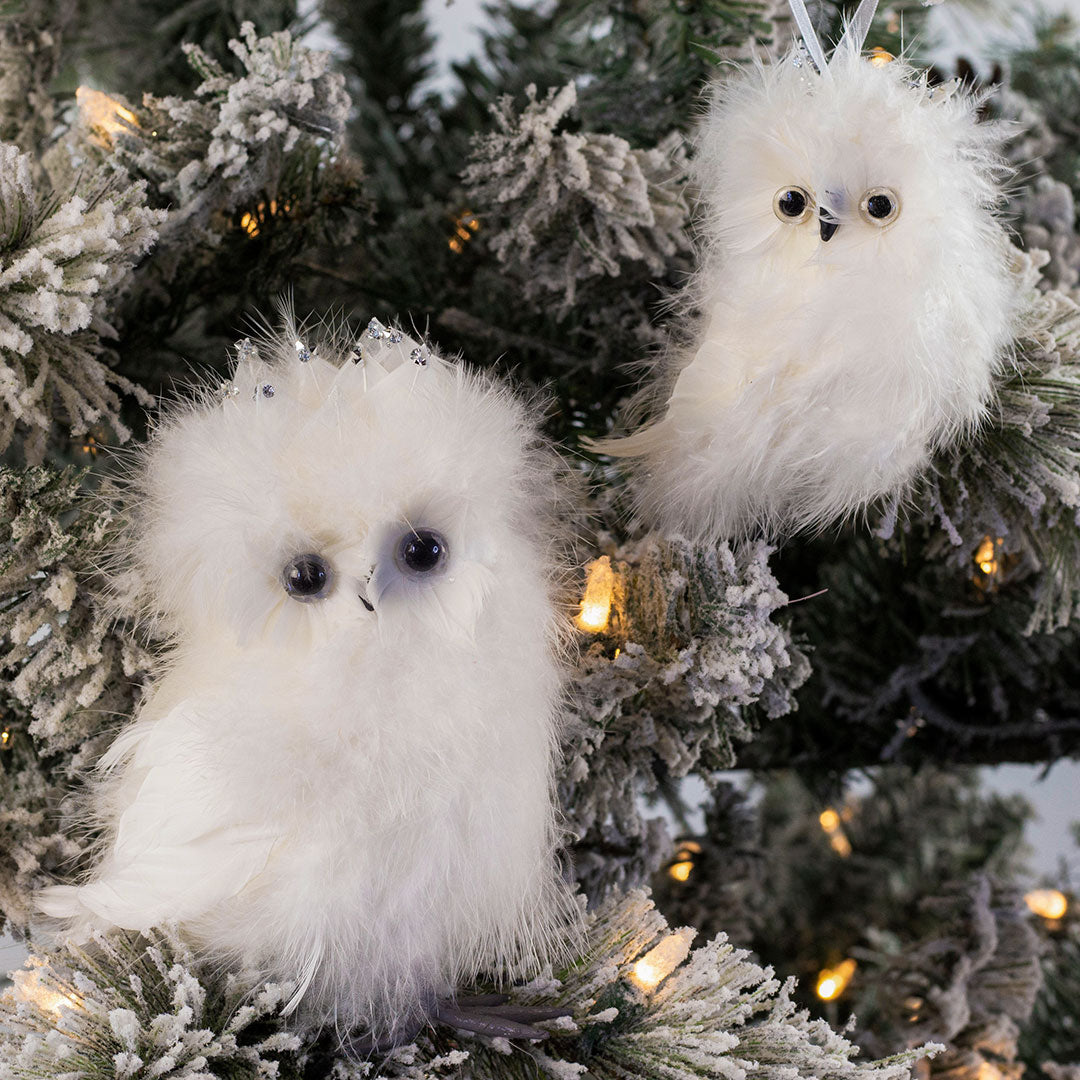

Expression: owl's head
xmin=693 ymin=44 xmax=1007 ymax=275
xmin=111 ymin=318 xmax=576 ymax=663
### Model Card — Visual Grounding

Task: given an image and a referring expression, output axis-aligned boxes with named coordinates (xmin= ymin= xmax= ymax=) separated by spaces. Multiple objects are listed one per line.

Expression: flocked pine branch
xmin=0 ymin=466 xmax=146 ymax=755
xmin=0 ymin=891 xmax=935 ymax=1080
xmin=0 ymin=145 xmax=161 ymax=461
xmin=0 ymin=731 xmax=84 ymax=937
xmin=0 ymin=465 xmax=151 ymax=933
xmin=0 ymin=927 xmax=302 ymax=1080
xmin=654 ymin=769 xmax=1033 ymax=1013
xmin=853 ymin=878 xmax=1042 ymax=1080
xmin=0 ymin=0 xmax=73 ymax=157
xmin=564 ymin=535 xmax=809 ymax=895
xmin=463 ymin=82 xmax=691 ymax=314
xmin=95 ymin=21 xmax=353 ymax=254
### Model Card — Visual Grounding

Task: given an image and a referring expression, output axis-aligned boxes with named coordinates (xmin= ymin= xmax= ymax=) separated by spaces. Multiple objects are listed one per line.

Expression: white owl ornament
xmin=594 ymin=0 xmax=1020 ymax=541
xmin=39 ymin=320 xmax=581 ymax=1050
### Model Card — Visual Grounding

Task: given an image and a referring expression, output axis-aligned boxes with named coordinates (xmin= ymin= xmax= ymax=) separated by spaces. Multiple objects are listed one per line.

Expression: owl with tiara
xmin=592 ymin=0 xmax=1021 ymax=542
xmin=39 ymin=319 xmax=581 ymax=1052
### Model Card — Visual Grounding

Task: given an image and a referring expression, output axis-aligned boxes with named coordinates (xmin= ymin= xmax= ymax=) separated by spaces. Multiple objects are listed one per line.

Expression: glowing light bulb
xmin=818 ymin=807 xmax=852 ymax=857
xmin=576 ymin=556 xmax=616 ymax=633
xmin=239 ymin=199 xmax=293 ymax=238
xmin=0 ymin=727 xmax=11 ymax=750
xmin=13 ymin=969 xmax=80 ymax=1017
xmin=448 ymin=210 xmax=481 ymax=253
xmin=76 ymin=87 xmax=140 ymax=145
xmin=869 ymin=46 xmax=895 ymax=67
xmin=815 ymin=958 xmax=856 ymax=1001
xmin=629 ymin=929 xmax=695 ymax=993
xmin=974 ymin=536 xmax=1007 ymax=588
xmin=668 ymin=860 xmax=693 ymax=882
xmin=1025 ymin=888 xmax=1068 ymax=921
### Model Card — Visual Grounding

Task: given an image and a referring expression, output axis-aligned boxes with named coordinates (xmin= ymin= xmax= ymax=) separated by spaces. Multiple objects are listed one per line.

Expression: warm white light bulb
xmin=815 ymin=958 xmax=856 ymax=1001
xmin=628 ymin=928 xmax=695 ymax=993
xmin=76 ymin=87 xmax=140 ymax=145
xmin=576 ymin=556 xmax=616 ymax=633
xmin=1025 ymin=888 xmax=1068 ymax=921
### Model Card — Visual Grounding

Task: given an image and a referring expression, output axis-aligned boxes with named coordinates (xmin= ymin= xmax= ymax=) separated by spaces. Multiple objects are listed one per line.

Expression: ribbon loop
xmin=785 ymin=0 xmax=829 ymax=75
xmin=835 ymin=0 xmax=881 ymax=59
xmin=785 ymin=0 xmax=881 ymax=70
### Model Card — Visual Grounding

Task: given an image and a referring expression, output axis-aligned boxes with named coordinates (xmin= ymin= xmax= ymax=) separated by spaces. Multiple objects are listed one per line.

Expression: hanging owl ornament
xmin=38 ymin=319 xmax=581 ymax=1051
xmin=592 ymin=0 xmax=1020 ymax=542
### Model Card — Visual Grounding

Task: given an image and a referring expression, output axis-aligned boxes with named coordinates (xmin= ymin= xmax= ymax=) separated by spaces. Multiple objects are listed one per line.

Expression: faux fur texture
xmin=594 ymin=45 xmax=1021 ymax=541
xmin=38 ymin=319 xmax=581 ymax=1045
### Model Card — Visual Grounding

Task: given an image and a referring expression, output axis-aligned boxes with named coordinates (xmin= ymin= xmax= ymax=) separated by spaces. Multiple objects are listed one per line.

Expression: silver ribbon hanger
xmin=785 ymin=0 xmax=881 ymax=70
xmin=786 ymin=0 xmax=830 ymax=74
xmin=835 ymin=0 xmax=882 ymax=59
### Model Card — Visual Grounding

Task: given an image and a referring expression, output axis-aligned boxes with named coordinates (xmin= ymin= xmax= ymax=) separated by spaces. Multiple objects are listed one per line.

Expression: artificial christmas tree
xmin=1 ymin=1 xmax=1079 ymax=1078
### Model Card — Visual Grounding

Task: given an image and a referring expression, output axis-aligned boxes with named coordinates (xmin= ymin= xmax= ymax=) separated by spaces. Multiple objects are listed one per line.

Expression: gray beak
xmin=358 ymin=578 xmax=375 ymax=612
xmin=820 ymin=207 xmax=840 ymax=242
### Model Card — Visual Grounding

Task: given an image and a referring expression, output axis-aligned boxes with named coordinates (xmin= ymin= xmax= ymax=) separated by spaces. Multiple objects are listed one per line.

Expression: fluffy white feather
xmin=38 ymin=319 xmax=581 ymax=1044
xmin=594 ymin=42 xmax=1020 ymax=541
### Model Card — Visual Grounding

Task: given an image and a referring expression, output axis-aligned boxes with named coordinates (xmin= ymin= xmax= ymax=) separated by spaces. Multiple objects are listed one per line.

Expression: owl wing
xmin=38 ymin=702 xmax=280 ymax=933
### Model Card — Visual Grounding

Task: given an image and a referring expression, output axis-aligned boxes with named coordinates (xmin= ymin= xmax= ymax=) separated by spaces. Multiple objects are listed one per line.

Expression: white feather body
xmin=38 ymin=327 xmax=579 ymax=1041
xmin=598 ymin=50 xmax=1020 ymax=541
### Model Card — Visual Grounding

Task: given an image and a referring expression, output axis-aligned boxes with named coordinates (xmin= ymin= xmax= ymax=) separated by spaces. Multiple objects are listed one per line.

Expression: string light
xmin=81 ymin=434 xmax=99 ymax=457
xmin=975 ymin=536 xmax=1001 ymax=576
xmin=239 ymin=199 xmax=293 ymax=238
xmin=576 ymin=556 xmax=616 ymax=633
xmin=0 ymin=727 xmax=11 ymax=750
xmin=818 ymin=807 xmax=852 ymax=857
xmin=667 ymin=840 xmax=702 ymax=882
xmin=904 ymin=995 xmax=923 ymax=1023
xmin=76 ymin=87 xmax=139 ymax=145
xmin=1025 ymin=888 xmax=1068 ymax=921
xmin=668 ymin=860 xmax=693 ymax=882
xmin=816 ymin=958 xmax=856 ymax=1001
xmin=973 ymin=535 xmax=1012 ymax=591
xmin=868 ymin=46 xmax=895 ymax=66
xmin=448 ymin=211 xmax=480 ymax=253
xmin=629 ymin=929 xmax=695 ymax=993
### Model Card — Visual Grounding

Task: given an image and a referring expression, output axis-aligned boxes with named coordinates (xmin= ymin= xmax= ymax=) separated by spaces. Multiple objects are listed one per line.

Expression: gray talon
xmin=432 ymin=997 xmax=570 ymax=1041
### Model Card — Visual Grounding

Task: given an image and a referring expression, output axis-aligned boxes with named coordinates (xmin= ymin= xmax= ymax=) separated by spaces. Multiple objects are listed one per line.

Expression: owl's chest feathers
xmin=700 ymin=257 xmax=942 ymax=396
xmin=131 ymin=658 xmax=538 ymax=851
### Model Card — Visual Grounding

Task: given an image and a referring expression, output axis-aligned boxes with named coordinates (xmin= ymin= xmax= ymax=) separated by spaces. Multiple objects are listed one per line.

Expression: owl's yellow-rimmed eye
xmin=859 ymin=187 xmax=901 ymax=227
xmin=773 ymin=186 xmax=814 ymax=224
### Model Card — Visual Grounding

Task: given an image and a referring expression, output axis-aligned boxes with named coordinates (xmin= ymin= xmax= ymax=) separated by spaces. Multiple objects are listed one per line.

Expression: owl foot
xmin=344 ymin=1019 xmax=426 ymax=1058
xmin=433 ymin=993 xmax=571 ymax=1041
xmin=344 ymin=995 xmax=571 ymax=1057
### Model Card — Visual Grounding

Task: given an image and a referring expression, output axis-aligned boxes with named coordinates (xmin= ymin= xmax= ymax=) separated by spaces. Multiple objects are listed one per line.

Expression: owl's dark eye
xmin=773 ymin=186 xmax=814 ymax=224
xmin=859 ymin=187 xmax=901 ymax=226
xmin=282 ymin=553 xmax=334 ymax=602
xmin=395 ymin=529 xmax=449 ymax=575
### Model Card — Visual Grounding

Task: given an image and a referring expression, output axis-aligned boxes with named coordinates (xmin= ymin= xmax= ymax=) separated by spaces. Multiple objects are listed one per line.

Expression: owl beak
xmin=819 ymin=208 xmax=840 ymax=242
xmin=358 ymin=579 xmax=375 ymax=613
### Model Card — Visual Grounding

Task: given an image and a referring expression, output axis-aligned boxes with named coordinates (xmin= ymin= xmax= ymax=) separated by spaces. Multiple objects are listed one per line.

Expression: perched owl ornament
xmin=39 ymin=320 xmax=580 ymax=1050
xmin=593 ymin=0 xmax=1020 ymax=541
